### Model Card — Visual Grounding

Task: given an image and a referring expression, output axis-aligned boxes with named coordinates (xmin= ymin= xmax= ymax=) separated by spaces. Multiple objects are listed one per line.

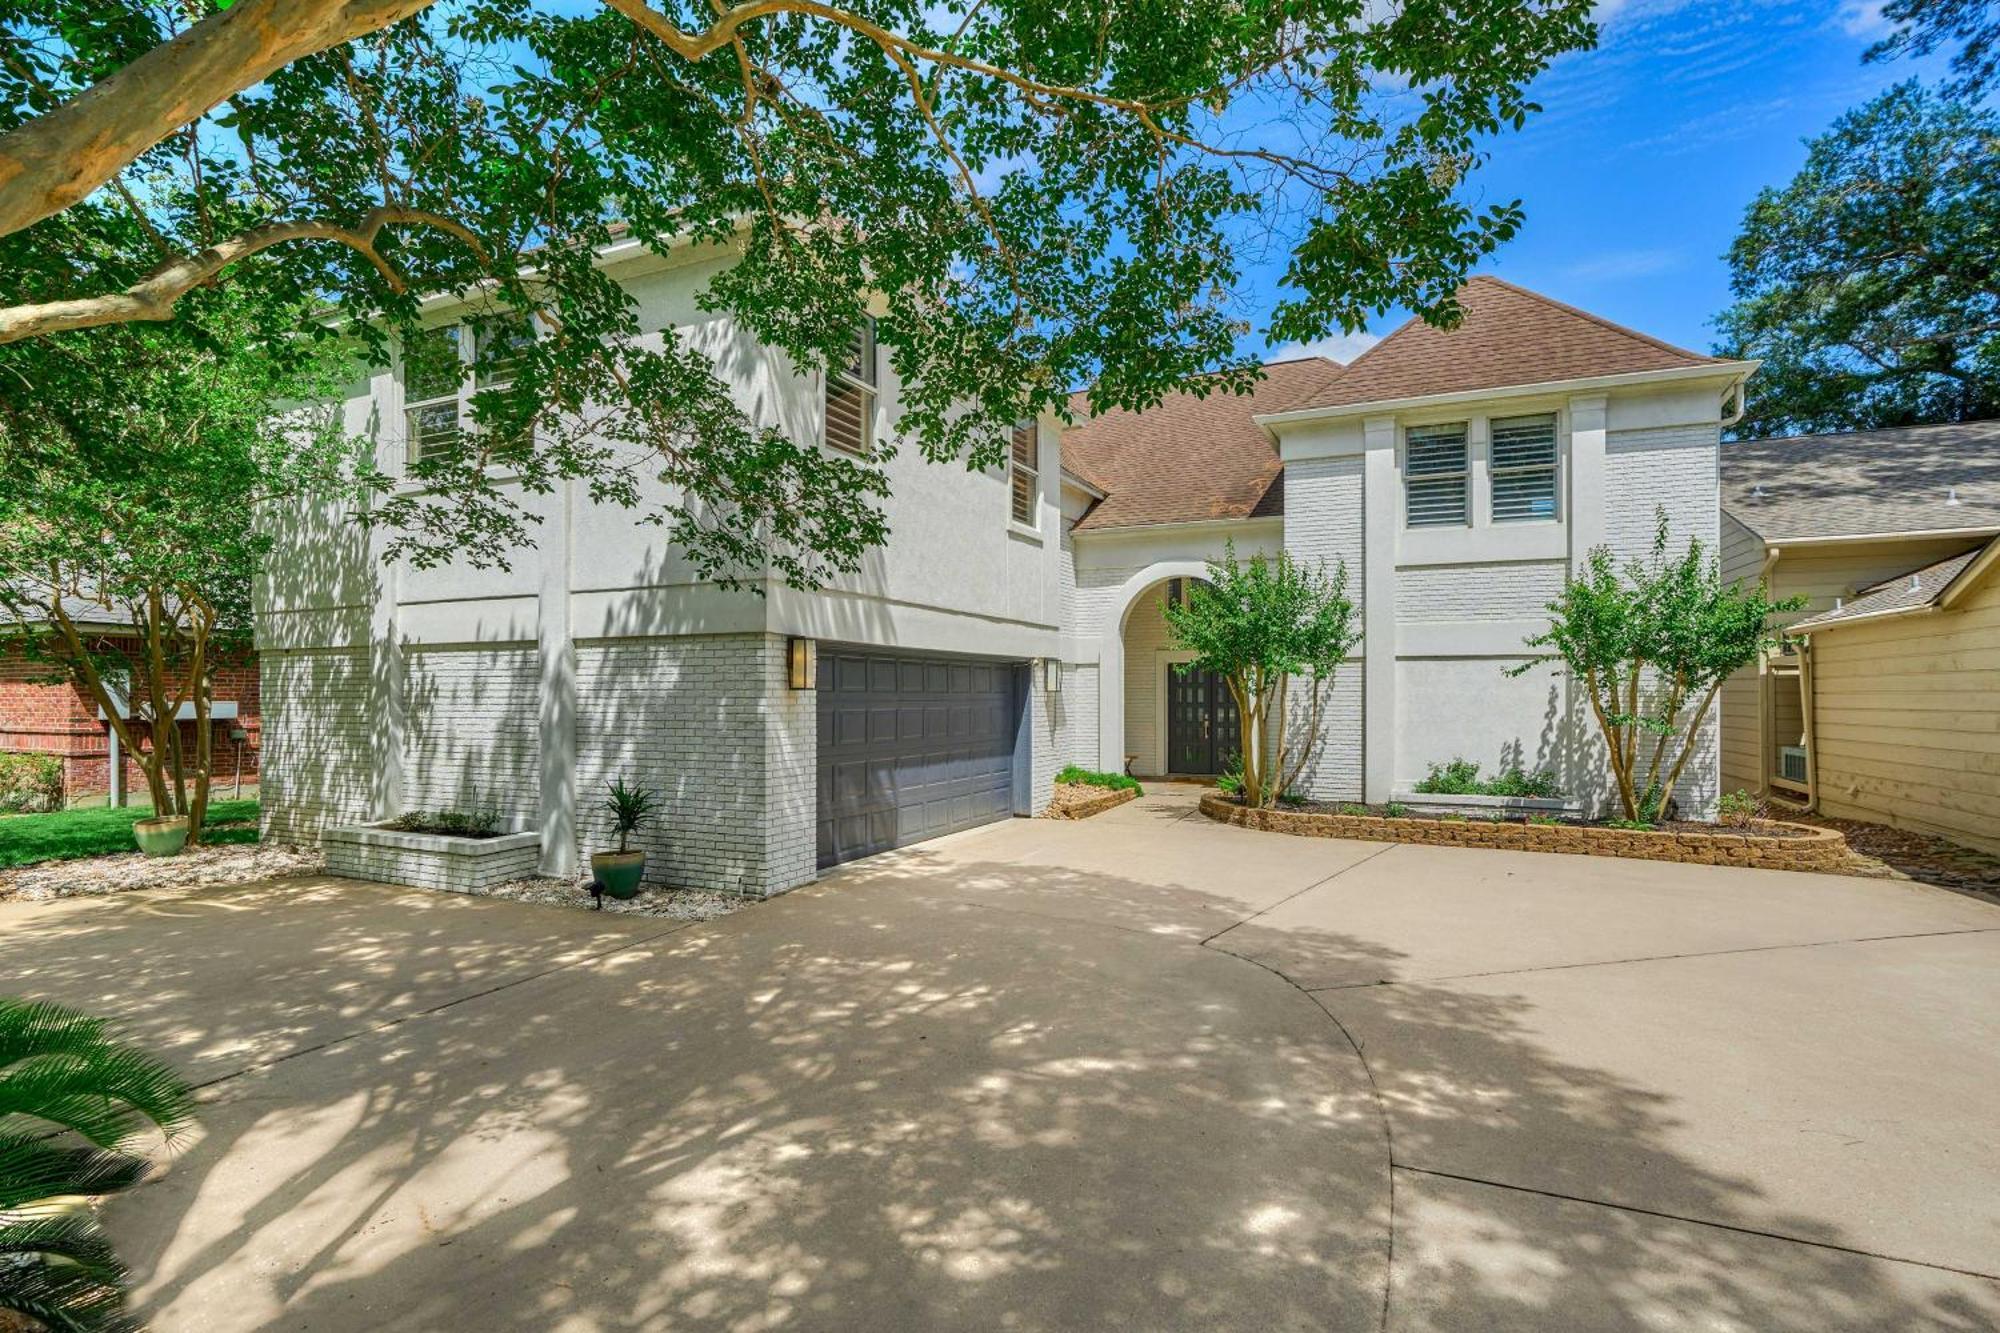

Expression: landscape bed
xmin=1199 ymin=793 xmax=1848 ymax=872
xmin=323 ymin=821 xmax=543 ymax=891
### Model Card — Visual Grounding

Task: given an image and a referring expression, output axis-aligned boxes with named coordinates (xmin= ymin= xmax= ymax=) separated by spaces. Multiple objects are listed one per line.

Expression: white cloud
xmin=1836 ymin=0 xmax=1892 ymax=38
xmin=1269 ymin=330 xmax=1381 ymax=365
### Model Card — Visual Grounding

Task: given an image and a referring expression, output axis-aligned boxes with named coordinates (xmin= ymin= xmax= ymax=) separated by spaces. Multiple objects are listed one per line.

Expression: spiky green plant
xmin=1 ymin=995 xmax=197 ymax=1332
xmin=603 ymin=777 xmax=659 ymax=855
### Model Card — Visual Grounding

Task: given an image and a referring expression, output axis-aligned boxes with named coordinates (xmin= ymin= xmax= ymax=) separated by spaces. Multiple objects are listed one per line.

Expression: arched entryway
xmin=1096 ymin=561 xmax=1217 ymax=778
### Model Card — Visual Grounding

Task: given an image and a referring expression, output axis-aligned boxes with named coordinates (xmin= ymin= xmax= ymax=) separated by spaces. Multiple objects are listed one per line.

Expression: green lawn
xmin=0 ymin=800 xmax=260 ymax=869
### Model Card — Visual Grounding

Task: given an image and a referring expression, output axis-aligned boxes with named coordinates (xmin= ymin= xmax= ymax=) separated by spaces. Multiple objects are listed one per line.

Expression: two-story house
xmin=258 ymin=255 xmax=1753 ymax=896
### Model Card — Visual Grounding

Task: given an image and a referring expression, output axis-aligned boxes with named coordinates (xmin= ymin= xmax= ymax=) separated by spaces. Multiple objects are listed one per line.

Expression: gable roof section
xmin=1273 ymin=276 xmax=1727 ymax=414
xmin=1722 ymin=419 xmax=2000 ymax=543
xmin=1062 ymin=358 xmax=1333 ymax=531
xmin=1791 ymin=535 xmax=2000 ymax=631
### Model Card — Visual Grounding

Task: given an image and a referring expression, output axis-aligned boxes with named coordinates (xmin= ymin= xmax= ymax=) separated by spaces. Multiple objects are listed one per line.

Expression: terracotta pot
xmin=133 ymin=815 xmax=190 ymax=858
xmin=591 ymin=850 xmax=646 ymax=899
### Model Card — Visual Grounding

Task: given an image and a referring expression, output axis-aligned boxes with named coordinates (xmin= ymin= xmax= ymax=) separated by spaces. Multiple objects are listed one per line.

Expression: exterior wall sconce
xmin=1041 ymin=658 xmax=1062 ymax=693
xmin=788 ymin=637 xmax=817 ymax=690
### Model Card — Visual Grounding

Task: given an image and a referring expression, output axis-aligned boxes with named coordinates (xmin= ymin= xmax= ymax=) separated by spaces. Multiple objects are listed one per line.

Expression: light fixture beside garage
xmin=788 ymin=637 xmax=817 ymax=689
xmin=1041 ymin=658 xmax=1062 ymax=693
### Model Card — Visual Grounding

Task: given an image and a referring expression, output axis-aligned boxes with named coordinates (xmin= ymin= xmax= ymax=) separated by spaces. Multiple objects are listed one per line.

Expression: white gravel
xmin=0 ymin=841 xmax=325 ymax=904
xmin=448 ymin=872 xmax=751 ymax=921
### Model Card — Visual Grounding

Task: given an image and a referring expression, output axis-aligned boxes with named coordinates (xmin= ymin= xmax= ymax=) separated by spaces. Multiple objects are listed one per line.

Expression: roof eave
xmin=1071 ymin=513 xmax=1283 ymax=540
xmin=1730 ymin=523 xmax=2000 ymax=548
xmin=1251 ymin=360 xmax=1760 ymax=434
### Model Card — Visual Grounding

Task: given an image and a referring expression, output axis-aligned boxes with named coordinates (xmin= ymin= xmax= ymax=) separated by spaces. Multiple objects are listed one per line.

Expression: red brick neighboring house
xmin=0 ymin=609 xmax=260 ymax=806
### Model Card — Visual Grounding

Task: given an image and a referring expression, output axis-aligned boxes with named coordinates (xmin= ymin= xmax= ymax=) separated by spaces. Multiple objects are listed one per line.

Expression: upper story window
xmin=1009 ymin=421 xmax=1039 ymax=526
xmin=825 ymin=320 xmax=876 ymax=455
xmin=1405 ymin=423 xmax=1469 ymax=527
xmin=401 ymin=316 xmax=533 ymax=463
xmin=1490 ymin=412 xmax=1559 ymax=522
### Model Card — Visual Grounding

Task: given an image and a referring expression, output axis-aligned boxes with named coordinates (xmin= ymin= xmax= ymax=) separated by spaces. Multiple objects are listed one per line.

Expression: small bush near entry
xmin=0 ymin=752 xmax=63 ymax=813
xmin=382 ymin=802 xmax=501 ymax=839
xmin=1413 ymin=758 xmax=1563 ymax=799
xmin=1718 ymin=789 xmax=1760 ymax=825
xmin=1055 ymin=765 xmax=1143 ymax=796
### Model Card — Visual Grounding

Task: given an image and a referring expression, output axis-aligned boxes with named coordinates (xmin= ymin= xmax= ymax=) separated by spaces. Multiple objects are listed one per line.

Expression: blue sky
xmin=1262 ymin=0 xmax=1953 ymax=365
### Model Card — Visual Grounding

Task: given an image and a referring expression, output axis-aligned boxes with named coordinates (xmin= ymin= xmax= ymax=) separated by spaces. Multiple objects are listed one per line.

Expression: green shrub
xmin=1277 ymin=789 xmax=1308 ymax=808
xmin=1383 ymin=801 xmax=1409 ymax=818
xmin=0 ymin=752 xmax=63 ymax=814
xmin=1604 ymin=817 xmax=1657 ymax=831
xmin=1338 ymin=803 xmax=1370 ymax=816
xmin=1413 ymin=757 xmax=1562 ymax=799
xmin=603 ymin=776 xmax=660 ymax=852
xmin=1717 ymin=789 xmax=1759 ymax=825
xmin=383 ymin=800 xmax=501 ymax=839
xmin=1527 ymin=813 xmax=1562 ymax=826
xmin=1055 ymin=765 xmax=1143 ymax=796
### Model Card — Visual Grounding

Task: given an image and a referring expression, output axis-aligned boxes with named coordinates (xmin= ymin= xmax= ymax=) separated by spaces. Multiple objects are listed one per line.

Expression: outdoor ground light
xmin=788 ymin=637 xmax=817 ymax=690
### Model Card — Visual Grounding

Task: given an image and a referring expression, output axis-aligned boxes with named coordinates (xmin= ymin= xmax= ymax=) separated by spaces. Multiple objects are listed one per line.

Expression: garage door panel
xmin=817 ymin=648 xmax=1023 ymax=869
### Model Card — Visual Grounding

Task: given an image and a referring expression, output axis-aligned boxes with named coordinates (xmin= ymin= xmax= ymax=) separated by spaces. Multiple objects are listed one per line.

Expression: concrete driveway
xmin=3 ymin=787 xmax=1997 ymax=1330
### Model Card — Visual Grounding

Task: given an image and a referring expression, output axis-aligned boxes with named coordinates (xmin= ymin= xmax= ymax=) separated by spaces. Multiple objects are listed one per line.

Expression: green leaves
xmin=3 ymin=0 xmax=1596 ymax=581
xmin=0 ymin=995 xmax=195 ymax=1333
xmin=1714 ymin=83 xmax=2000 ymax=435
xmin=1518 ymin=510 xmax=1804 ymax=819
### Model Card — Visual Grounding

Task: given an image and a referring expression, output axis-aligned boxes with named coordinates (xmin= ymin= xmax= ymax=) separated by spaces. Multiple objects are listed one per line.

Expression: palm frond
xmin=0 ymin=1212 xmax=128 ymax=1287
xmin=0 ymin=1253 xmax=144 ymax=1333
xmin=0 ymin=997 xmax=196 ymax=1148
xmin=0 ymin=1136 xmax=152 ymax=1212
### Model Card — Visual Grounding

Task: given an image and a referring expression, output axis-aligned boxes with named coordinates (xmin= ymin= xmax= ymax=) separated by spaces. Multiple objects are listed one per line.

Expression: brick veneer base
xmin=324 ymin=823 xmax=543 ymax=892
xmin=1199 ymin=794 xmax=1848 ymax=873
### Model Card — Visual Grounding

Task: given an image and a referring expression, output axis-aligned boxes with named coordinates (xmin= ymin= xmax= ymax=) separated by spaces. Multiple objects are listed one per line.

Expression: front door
xmin=1166 ymin=666 xmax=1242 ymax=776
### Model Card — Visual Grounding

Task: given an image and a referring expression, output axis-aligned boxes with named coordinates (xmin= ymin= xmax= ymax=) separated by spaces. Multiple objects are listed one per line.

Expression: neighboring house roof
xmin=1720 ymin=416 xmax=2000 ymax=540
xmin=1062 ymin=358 xmax=1333 ymax=531
xmin=1722 ymin=419 xmax=2000 ymax=543
xmin=1268 ymin=275 xmax=1728 ymax=415
xmin=1791 ymin=535 xmax=2000 ymax=632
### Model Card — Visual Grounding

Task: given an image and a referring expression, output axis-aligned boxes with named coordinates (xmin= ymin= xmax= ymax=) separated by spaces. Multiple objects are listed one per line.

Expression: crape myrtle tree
xmin=1513 ymin=515 xmax=1803 ymax=823
xmin=1164 ymin=544 xmax=1358 ymax=810
xmin=0 ymin=297 xmax=351 ymax=840
xmin=1 ymin=0 xmax=1594 ymax=584
xmin=1714 ymin=84 xmax=2000 ymax=436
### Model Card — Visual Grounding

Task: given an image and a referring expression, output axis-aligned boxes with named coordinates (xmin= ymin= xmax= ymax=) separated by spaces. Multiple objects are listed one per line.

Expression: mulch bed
xmin=1288 ymin=799 xmax=1819 ymax=838
xmin=0 ymin=838 xmax=325 ymax=904
xmin=1775 ymin=809 xmax=2000 ymax=898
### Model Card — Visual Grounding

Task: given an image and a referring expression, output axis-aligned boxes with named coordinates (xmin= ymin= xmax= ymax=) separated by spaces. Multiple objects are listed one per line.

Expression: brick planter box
xmin=1199 ymin=793 xmax=1848 ymax=872
xmin=324 ymin=822 xmax=543 ymax=892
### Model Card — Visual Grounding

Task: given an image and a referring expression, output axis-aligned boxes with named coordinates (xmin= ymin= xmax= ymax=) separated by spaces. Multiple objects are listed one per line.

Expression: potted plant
xmin=592 ymin=776 xmax=657 ymax=899
xmin=133 ymin=812 xmax=190 ymax=857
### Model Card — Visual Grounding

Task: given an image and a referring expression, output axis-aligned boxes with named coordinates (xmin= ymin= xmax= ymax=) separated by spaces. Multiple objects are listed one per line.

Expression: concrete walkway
xmin=3 ymin=785 xmax=1997 ymax=1329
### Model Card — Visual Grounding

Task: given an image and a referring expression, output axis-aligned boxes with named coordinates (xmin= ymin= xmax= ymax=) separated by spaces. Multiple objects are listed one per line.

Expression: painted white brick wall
xmin=1603 ymin=422 xmax=1723 ymax=818
xmin=1283 ymin=455 xmax=1366 ymax=800
xmin=574 ymin=633 xmax=813 ymax=896
xmin=1397 ymin=561 xmax=1566 ymax=622
xmin=260 ymin=648 xmax=376 ymax=843
xmin=400 ymin=646 xmax=541 ymax=822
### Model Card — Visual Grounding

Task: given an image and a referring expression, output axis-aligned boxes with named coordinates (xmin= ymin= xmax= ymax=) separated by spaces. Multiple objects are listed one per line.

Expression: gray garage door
xmin=816 ymin=649 xmax=1024 ymax=868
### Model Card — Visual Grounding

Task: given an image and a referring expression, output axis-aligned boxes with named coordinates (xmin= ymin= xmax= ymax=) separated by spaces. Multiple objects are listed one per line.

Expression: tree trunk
xmin=185 ymin=604 xmax=214 ymax=845
xmin=1658 ymin=682 xmax=1724 ymax=816
xmin=45 ymin=602 xmax=160 ymax=813
xmin=1228 ymin=671 xmax=1259 ymax=807
xmin=0 ymin=0 xmax=440 ymax=240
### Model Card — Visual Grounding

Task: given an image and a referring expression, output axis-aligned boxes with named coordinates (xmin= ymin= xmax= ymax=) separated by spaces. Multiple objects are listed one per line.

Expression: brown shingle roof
xmin=1062 ymin=359 xmax=1333 ymax=531
xmin=1722 ymin=419 xmax=2000 ymax=542
xmin=1278 ymin=275 xmax=1726 ymax=413
xmin=1790 ymin=537 xmax=1996 ymax=630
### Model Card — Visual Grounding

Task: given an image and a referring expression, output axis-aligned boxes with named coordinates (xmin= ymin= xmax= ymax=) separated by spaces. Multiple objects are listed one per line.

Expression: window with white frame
xmin=402 ymin=316 xmax=532 ymax=463
xmin=825 ymin=320 xmax=876 ymax=455
xmin=1008 ymin=421 xmax=1039 ymax=526
xmin=402 ymin=325 xmax=466 ymax=462
xmin=1489 ymin=412 xmax=1559 ymax=522
xmin=1404 ymin=422 xmax=1469 ymax=527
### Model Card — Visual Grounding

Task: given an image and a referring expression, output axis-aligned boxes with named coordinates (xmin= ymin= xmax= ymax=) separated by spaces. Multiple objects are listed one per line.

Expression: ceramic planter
xmin=591 ymin=850 xmax=646 ymax=899
xmin=133 ymin=815 xmax=190 ymax=858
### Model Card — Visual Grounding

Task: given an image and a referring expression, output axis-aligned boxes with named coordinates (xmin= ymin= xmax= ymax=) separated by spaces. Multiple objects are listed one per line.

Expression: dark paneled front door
xmin=1166 ymin=666 xmax=1242 ymax=776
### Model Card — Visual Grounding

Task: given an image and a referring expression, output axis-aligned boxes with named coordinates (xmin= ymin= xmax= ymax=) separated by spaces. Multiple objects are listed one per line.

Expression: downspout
xmin=1756 ymin=545 xmax=1781 ymax=795
xmin=1720 ymin=378 xmax=1748 ymax=430
xmin=1797 ymin=634 xmax=1818 ymax=813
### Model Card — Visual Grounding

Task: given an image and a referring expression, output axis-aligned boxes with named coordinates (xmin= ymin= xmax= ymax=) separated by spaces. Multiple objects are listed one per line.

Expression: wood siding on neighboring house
xmin=1808 ymin=571 xmax=2000 ymax=856
xmin=1718 ymin=529 xmax=1987 ymax=796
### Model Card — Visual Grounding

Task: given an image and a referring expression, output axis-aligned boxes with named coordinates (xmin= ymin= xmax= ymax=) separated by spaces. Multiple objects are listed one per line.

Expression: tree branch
xmin=0 ymin=205 xmax=487 ymax=343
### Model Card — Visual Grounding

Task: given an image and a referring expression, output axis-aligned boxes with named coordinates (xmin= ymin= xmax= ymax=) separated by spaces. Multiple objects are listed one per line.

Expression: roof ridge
xmin=1469 ymin=274 xmax=1714 ymax=365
